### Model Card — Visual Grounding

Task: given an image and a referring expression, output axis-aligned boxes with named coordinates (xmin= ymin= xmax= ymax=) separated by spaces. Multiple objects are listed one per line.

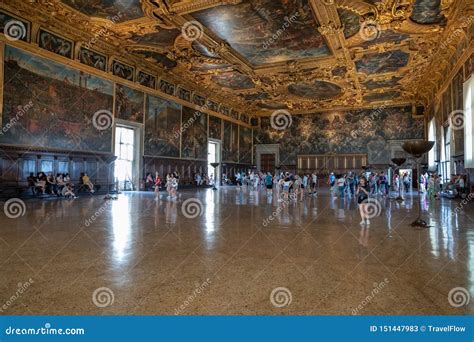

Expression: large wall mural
xmin=0 ymin=45 xmax=253 ymax=163
xmin=115 ymin=84 xmax=144 ymax=123
xmin=181 ymin=107 xmax=208 ymax=160
xmin=192 ymin=0 xmax=330 ymax=65
xmin=239 ymin=127 xmax=253 ymax=164
xmin=1 ymin=46 xmax=113 ymax=153
xmin=255 ymin=106 xmax=424 ymax=165
xmin=223 ymin=120 xmax=239 ymax=162
xmin=209 ymin=115 xmax=222 ymax=140
xmin=144 ymin=95 xmax=181 ymax=158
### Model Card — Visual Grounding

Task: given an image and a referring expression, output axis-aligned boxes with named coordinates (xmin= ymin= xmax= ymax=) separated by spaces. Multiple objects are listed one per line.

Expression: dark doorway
xmin=260 ymin=153 xmax=275 ymax=173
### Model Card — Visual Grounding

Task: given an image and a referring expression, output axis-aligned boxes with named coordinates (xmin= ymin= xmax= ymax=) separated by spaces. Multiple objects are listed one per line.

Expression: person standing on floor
xmin=311 ymin=172 xmax=318 ymax=196
xmin=337 ymin=174 xmax=345 ymax=199
xmin=357 ymin=177 xmax=370 ymax=226
xmin=265 ymin=172 xmax=273 ymax=195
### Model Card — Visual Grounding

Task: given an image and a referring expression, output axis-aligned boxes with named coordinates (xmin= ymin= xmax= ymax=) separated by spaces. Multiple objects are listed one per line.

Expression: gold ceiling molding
xmin=0 ymin=0 xmax=470 ymax=117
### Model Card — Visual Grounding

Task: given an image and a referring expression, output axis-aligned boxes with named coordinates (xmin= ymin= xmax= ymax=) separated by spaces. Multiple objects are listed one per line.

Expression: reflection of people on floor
xmin=358 ymin=226 xmax=369 ymax=248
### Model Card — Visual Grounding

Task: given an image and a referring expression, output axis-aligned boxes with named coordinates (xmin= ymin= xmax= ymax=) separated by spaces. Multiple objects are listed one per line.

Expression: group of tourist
xmin=145 ymin=172 xmax=180 ymax=199
xmin=235 ymin=171 xmax=319 ymax=199
xmin=26 ymin=172 xmax=95 ymax=199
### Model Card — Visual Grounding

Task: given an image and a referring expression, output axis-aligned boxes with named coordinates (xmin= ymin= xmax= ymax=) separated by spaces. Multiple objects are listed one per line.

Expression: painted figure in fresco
xmin=79 ymin=48 xmax=106 ymax=71
xmin=113 ymin=62 xmax=134 ymax=81
xmin=39 ymin=31 xmax=72 ymax=58
xmin=138 ymin=72 xmax=156 ymax=89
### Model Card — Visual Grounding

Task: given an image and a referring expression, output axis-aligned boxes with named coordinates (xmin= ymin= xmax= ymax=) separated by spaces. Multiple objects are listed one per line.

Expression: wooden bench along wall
xmin=297 ymin=153 xmax=368 ymax=176
xmin=143 ymin=156 xmax=253 ymax=185
xmin=0 ymin=145 xmax=115 ymax=194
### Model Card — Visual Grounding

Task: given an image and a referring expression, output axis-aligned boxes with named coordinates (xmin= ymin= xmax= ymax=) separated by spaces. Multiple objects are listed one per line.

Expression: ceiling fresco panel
xmin=211 ymin=71 xmax=255 ymax=90
xmin=410 ymin=0 xmax=446 ymax=25
xmin=337 ymin=9 xmax=360 ymax=39
xmin=192 ymin=0 xmax=331 ymax=66
xmin=288 ymin=81 xmax=342 ymax=100
xmin=130 ymin=29 xmax=181 ymax=46
xmin=356 ymin=50 xmax=410 ymax=74
xmin=61 ymin=0 xmax=143 ymax=22
xmin=363 ymin=77 xmax=403 ymax=90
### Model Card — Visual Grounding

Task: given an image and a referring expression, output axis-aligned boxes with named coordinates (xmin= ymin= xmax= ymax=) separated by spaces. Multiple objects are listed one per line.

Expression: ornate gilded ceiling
xmin=1 ymin=0 xmax=473 ymax=117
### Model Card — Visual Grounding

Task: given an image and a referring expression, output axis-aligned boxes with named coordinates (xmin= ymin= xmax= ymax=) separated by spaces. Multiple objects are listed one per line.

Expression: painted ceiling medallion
xmin=288 ymin=81 xmax=342 ymax=100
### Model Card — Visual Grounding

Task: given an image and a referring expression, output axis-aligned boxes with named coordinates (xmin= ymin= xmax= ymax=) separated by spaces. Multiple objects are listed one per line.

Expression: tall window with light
xmin=464 ymin=76 xmax=473 ymax=168
xmin=428 ymin=118 xmax=436 ymax=170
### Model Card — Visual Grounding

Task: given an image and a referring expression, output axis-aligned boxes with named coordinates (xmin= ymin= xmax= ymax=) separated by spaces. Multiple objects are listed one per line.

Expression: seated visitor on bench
xmin=82 ymin=173 xmax=95 ymax=193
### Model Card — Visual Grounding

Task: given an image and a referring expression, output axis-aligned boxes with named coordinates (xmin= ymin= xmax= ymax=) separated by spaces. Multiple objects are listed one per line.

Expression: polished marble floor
xmin=0 ymin=187 xmax=473 ymax=315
